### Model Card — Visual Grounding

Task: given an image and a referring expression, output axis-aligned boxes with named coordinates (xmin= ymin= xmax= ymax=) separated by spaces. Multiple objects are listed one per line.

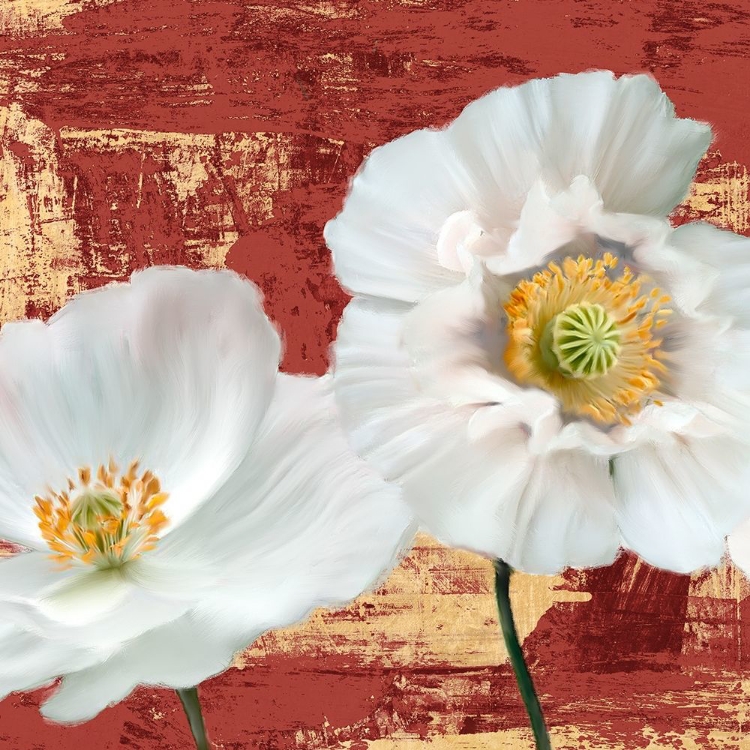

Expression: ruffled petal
xmin=487 ymin=176 xmax=603 ymax=274
xmin=510 ymin=450 xmax=620 ymax=572
xmin=491 ymin=175 xmax=676 ymax=277
xmin=399 ymin=414 xmax=619 ymax=574
xmin=667 ymin=222 xmax=750 ymax=327
xmin=325 ymin=129 xmax=473 ymax=302
xmin=629 ymin=223 xmax=750 ymax=427
xmin=327 ymin=72 xmax=709 ymax=305
xmin=612 ymin=433 xmax=750 ymax=573
xmin=333 ymin=296 xmax=458 ymax=478
xmin=401 ymin=268 xmax=564 ymax=451
xmin=0 ymin=267 xmax=281 ymax=545
xmin=448 ymin=70 xmax=710 ymax=220
xmin=402 ymin=265 xmax=515 ymax=404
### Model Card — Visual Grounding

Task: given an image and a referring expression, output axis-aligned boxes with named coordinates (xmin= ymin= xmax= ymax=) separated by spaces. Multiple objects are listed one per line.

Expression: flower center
xmin=541 ymin=303 xmax=621 ymax=379
xmin=504 ymin=253 xmax=671 ymax=425
xmin=34 ymin=460 xmax=169 ymax=569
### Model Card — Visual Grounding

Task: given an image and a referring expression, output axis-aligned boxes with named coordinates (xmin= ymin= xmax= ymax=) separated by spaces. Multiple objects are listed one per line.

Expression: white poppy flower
xmin=0 ymin=267 xmax=413 ymax=724
xmin=326 ymin=70 xmax=750 ymax=576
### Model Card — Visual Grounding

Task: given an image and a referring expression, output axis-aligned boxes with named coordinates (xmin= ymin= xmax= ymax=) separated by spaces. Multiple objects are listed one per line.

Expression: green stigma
xmin=541 ymin=303 xmax=621 ymax=379
xmin=70 ymin=489 xmax=123 ymax=532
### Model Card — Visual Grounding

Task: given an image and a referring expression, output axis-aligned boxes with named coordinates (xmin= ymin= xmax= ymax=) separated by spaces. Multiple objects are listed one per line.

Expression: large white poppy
xmin=325 ymin=70 xmax=750 ymax=576
xmin=0 ymin=267 xmax=413 ymax=723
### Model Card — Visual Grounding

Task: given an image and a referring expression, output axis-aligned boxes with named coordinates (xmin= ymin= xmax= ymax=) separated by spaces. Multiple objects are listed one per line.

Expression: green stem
xmin=176 ymin=687 xmax=210 ymax=750
xmin=493 ymin=559 xmax=552 ymax=750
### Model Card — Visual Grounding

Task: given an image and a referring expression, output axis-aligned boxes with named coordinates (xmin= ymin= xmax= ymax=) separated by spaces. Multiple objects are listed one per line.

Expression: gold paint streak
xmin=682 ymin=159 xmax=750 ymax=233
xmin=60 ymin=127 xmax=241 ymax=271
xmin=0 ymin=104 xmax=84 ymax=323
xmin=360 ymin=727 xmax=619 ymax=749
xmin=216 ymin=132 xmax=291 ymax=223
xmin=0 ymin=0 xmax=121 ymax=35
xmin=684 ymin=558 xmax=750 ymax=664
xmin=361 ymin=726 xmax=750 ymax=749
xmin=236 ymin=534 xmax=590 ymax=670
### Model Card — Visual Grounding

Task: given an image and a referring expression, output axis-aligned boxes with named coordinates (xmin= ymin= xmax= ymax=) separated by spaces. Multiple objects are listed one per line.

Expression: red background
xmin=1 ymin=0 xmax=750 ymax=747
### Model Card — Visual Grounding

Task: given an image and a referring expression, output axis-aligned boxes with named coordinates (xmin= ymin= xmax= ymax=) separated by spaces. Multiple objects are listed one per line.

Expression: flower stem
xmin=493 ymin=559 xmax=552 ymax=750
xmin=176 ymin=687 xmax=210 ymax=750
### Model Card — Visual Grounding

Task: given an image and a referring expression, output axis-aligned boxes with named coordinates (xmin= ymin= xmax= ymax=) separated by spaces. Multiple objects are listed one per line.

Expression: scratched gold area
xmin=4 ymin=105 xmax=750 ymax=747
xmin=58 ymin=126 xmax=241 ymax=271
xmin=0 ymin=104 xmax=84 ymax=323
xmin=0 ymin=0 xmax=120 ymax=35
xmin=238 ymin=534 xmax=591 ymax=671
xmin=359 ymin=727 xmax=750 ymax=749
xmin=0 ymin=108 xmax=244 ymax=325
xmin=681 ymin=160 xmax=750 ymax=234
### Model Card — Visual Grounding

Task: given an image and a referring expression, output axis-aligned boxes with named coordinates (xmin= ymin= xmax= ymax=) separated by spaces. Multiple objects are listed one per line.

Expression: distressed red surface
xmin=2 ymin=0 xmax=750 ymax=748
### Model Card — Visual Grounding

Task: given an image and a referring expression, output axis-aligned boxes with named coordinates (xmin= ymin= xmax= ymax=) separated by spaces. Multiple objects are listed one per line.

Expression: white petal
xmin=631 ymin=232 xmax=717 ymax=320
xmin=325 ymin=129 xmax=471 ymax=302
xmin=510 ymin=450 xmax=620 ymax=573
xmin=448 ymin=70 xmax=710 ymax=219
xmin=713 ymin=328 xmax=750 ymax=395
xmin=668 ymin=222 xmax=750 ymax=327
xmin=549 ymin=399 xmax=730 ymax=457
xmin=0 ymin=321 xmax=61 ymax=548
xmin=634 ymin=223 xmax=750 ymax=428
xmin=0 ymin=553 xmax=192 ymax=652
xmin=0 ymin=622 xmax=100 ymax=700
xmin=401 ymin=269 xmax=563 ymax=451
xmin=155 ymin=373 xmax=414 ymax=615
xmin=489 ymin=176 xmax=603 ymax=274
xmin=327 ymin=72 xmax=709 ymax=305
xmin=403 ymin=416 xmax=620 ymax=574
xmin=40 ymin=613 xmax=241 ymax=724
xmin=435 ymin=209 xmax=485 ymax=273
xmin=485 ymin=176 xmax=678 ymax=277
xmin=335 ymin=293 xmax=562 ymax=470
xmin=396 ymin=415 xmax=618 ymax=574
xmin=0 ymin=554 xmax=137 ymax=631
xmin=401 ymin=266 xmax=515 ymax=404
xmin=33 ymin=568 xmax=134 ymax=626
xmin=340 ymin=310 xmax=532 ymax=561
xmin=0 ymin=550 xmax=75 ymax=602
xmin=333 ymin=296 xmax=460 ymax=478
xmin=613 ymin=434 xmax=750 ymax=573
xmin=0 ymin=267 xmax=281 ymax=542
xmin=728 ymin=516 xmax=750 ymax=579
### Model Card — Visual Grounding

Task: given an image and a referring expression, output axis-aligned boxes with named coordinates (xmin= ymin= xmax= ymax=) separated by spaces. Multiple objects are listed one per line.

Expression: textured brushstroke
xmin=1 ymin=0 xmax=750 ymax=747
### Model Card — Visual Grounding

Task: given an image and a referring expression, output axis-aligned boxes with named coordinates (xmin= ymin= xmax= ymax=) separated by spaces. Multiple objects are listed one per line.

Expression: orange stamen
xmin=503 ymin=254 xmax=670 ymax=424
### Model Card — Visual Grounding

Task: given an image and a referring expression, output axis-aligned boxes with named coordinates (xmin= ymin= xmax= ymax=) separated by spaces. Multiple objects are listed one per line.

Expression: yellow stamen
xmin=35 ymin=461 xmax=169 ymax=569
xmin=504 ymin=254 xmax=669 ymax=424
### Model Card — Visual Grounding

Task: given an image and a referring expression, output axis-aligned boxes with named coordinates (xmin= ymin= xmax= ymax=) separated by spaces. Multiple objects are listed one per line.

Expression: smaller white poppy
xmin=0 ymin=267 xmax=413 ymax=726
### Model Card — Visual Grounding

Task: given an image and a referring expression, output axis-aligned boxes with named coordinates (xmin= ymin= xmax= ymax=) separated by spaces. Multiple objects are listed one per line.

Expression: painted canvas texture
xmin=2 ymin=1 xmax=750 ymax=748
